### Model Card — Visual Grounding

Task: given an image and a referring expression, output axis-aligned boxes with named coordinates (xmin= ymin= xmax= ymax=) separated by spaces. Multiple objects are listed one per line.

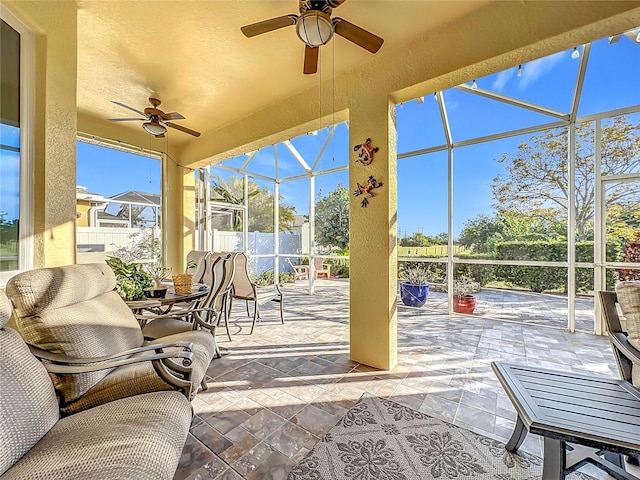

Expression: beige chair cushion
xmin=1 ymin=391 xmax=191 ymax=480
xmin=6 ymin=264 xmax=145 ymax=404
xmin=616 ymin=281 xmax=640 ymax=350
xmin=0 ymin=327 xmax=60 ymax=477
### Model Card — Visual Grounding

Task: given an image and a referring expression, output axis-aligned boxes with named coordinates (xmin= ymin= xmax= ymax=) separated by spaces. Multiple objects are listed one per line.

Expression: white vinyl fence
xmin=78 ymin=227 xmax=304 ymax=275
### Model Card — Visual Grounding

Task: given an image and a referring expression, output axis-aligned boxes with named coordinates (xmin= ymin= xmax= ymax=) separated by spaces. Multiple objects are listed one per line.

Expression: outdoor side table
xmin=126 ymin=288 xmax=208 ymax=326
xmin=491 ymin=361 xmax=640 ymax=480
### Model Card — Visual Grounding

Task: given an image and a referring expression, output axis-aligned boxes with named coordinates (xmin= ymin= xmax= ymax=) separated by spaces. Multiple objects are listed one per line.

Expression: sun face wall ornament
xmin=353 ymin=138 xmax=378 ymax=166
xmin=353 ymin=175 xmax=384 ymax=207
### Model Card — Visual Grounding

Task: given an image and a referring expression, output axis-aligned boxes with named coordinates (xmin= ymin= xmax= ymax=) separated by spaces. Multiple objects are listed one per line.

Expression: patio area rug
xmin=288 ymin=393 xmax=595 ymax=480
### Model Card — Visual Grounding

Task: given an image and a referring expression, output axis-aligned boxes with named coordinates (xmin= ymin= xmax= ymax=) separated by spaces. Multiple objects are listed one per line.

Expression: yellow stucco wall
xmin=75 ymin=200 xmax=90 ymax=227
xmin=5 ymin=1 xmax=78 ymax=268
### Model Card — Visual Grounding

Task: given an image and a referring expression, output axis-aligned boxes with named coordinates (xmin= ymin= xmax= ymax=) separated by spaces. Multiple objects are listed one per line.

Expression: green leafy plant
xmin=279 ymin=271 xmax=295 ymax=284
xmin=252 ymin=269 xmax=275 ymax=287
xmin=106 ymin=257 xmax=152 ymax=300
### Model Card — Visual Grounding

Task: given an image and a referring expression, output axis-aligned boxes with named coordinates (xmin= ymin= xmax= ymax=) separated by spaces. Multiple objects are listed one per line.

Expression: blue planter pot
xmin=400 ymin=282 xmax=429 ymax=307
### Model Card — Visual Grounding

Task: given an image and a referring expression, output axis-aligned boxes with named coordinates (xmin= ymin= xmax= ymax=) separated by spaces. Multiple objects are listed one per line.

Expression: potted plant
xmin=452 ymin=277 xmax=481 ymax=314
xmin=399 ymin=265 xmax=433 ymax=307
xmin=143 ymin=261 xmax=172 ymax=298
xmin=105 ymin=257 xmax=152 ymax=301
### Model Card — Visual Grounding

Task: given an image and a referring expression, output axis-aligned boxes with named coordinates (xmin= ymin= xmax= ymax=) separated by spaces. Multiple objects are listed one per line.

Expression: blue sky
xmin=69 ymin=32 xmax=640 ymax=238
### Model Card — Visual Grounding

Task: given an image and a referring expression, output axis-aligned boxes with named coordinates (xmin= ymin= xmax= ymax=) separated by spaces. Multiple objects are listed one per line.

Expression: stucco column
xmin=163 ymin=155 xmax=196 ymax=273
xmin=349 ymin=92 xmax=397 ymax=370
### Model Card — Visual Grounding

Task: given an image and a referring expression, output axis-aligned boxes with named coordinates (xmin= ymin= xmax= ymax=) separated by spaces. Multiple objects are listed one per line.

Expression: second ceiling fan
xmin=241 ymin=0 xmax=384 ymax=74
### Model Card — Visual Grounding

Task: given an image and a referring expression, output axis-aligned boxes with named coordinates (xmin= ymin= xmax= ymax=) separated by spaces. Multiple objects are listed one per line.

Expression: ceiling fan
xmin=107 ymin=97 xmax=201 ymax=138
xmin=240 ymin=0 xmax=384 ymax=75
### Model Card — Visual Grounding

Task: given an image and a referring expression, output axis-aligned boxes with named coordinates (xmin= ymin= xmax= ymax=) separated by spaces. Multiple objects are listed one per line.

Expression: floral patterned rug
xmin=288 ymin=394 xmax=596 ymax=480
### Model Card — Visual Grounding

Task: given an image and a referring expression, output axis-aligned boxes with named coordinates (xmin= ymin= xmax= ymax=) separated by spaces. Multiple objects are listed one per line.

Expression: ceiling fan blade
xmin=161 ymin=111 xmax=185 ymax=121
xmin=303 ymin=45 xmax=319 ymax=75
xmin=326 ymin=0 xmax=348 ymax=8
xmin=107 ymin=117 xmax=145 ymax=122
xmin=111 ymin=100 xmax=146 ymax=116
xmin=165 ymin=122 xmax=201 ymax=137
xmin=333 ymin=18 xmax=384 ymax=53
xmin=241 ymin=15 xmax=298 ymax=38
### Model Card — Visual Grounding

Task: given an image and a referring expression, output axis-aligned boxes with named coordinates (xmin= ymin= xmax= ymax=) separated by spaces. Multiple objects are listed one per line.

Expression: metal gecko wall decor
xmin=353 ymin=138 xmax=379 ymax=166
xmin=353 ymin=175 xmax=384 ymax=207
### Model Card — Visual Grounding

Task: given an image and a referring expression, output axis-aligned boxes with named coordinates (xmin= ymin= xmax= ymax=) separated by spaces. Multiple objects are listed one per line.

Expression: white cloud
xmin=492 ymin=70 xmax=513 ymax=92
xmin=519 ymin=51 xmax=566 ymax=90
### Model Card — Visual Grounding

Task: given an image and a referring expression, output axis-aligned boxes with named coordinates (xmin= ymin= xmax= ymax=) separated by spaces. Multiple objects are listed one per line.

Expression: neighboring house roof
xmin=76 ymin=185 xmax=105 ymax=202
xmin=109 ymin=191 xmax=160 ymax=206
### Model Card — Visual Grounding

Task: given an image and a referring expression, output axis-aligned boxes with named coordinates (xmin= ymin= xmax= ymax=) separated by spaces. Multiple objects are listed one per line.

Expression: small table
xmin=492 ymin=362 xmax=640 ymax=480
xmin=126 ymin=288 xmax=208 ymax=324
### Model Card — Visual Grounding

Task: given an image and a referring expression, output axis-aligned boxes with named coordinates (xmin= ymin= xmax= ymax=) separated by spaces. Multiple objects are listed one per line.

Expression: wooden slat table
xmin=492 ymin=362 xmax=640 ymax=480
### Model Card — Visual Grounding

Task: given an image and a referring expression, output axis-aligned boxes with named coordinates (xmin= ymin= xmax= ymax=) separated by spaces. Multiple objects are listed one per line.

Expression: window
xmin=0 ymin=11 xmax=33 ymax=284
xmin=76 ymin=138 xmax=162 ymax=263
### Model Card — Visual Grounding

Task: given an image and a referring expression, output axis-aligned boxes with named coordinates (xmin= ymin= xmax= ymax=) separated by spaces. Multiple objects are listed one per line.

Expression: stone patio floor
xmin=174 ymin=280 xmax=626 ymax=480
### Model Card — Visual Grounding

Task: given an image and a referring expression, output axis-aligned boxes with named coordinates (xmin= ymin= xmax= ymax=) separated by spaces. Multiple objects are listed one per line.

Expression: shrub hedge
xmin=398 ymin=241 xmax=623 ymax=293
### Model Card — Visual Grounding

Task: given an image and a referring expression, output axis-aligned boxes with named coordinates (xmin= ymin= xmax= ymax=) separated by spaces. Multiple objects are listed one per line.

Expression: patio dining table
xmin=125 ymin=287 xmax=208 ymax=326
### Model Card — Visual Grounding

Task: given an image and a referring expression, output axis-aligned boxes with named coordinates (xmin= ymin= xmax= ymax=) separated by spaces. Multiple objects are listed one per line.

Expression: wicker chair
xmin=5 ymin=263 xmax=216 ymax=416
xmin=229 ymin=252 xmax=284 ymax=334
xmin=0 ymin=290 xmax=192 ymax=480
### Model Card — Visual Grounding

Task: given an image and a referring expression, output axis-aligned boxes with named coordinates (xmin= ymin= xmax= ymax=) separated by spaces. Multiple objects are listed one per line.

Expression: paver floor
xmin=174 ymin=281 xmax=625 ymax=480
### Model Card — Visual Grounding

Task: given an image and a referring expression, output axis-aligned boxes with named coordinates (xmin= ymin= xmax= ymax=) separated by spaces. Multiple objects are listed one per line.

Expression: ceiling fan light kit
xmin=296 ymin=11 xmax=334 ymax=47
xmin=240 ymin=0 xmax=383 ymax=75
xmin=142 ymin=121 xmax=167 ymax=136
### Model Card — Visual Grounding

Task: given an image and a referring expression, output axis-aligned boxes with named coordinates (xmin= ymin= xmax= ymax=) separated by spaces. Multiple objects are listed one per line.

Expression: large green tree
xmin=315 ymin=184 xmax=349 ymax=251
xmin=459 ymin=209 xmax=566 ymax=252
xmin=210 ymin=176 xmax=295 ymax=232
xmin=399 ymin=232 xmax=448 ymax=247
xmin=491 ymin=116 xmax=640 ymax=242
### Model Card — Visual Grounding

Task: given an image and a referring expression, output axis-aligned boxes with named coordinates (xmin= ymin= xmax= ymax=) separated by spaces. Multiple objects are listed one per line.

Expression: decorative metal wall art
xmin=353 ymin=175 xmax=384 ymax=207
xmin=353 ymin=138 xmax=379 ymax=166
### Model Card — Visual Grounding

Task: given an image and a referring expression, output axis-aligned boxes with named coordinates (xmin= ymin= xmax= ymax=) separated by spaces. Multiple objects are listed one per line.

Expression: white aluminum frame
xmin=197 ymin=36 xmax=640 ymax=333
xmin=0 ymin=8 xmax=34 ymax=285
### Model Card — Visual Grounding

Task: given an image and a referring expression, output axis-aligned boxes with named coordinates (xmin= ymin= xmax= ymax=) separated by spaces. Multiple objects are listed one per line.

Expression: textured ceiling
xmin=76 ymin=0 xmax=491 ymax=147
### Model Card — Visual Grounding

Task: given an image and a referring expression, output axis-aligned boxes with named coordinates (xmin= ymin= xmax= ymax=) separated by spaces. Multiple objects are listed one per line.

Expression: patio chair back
xmin=198 ymin=253 xmax=232 ymax=312
xmin=231 ymin=252 xmax=254 ymax=299
xmin=0 ymin=290 xmax=60 ymax=476
xmin=598 ymin=290 xmax=640 ymax=388
xmin=200 ymin=252 xmax=220 ymax=288
xmin=313 ymin=257 xmax=331 ymax=279
xmin=213 ymin=253 xmax=237 ymax=312
xmin=186 ymin=250 xmax=210 ymax=284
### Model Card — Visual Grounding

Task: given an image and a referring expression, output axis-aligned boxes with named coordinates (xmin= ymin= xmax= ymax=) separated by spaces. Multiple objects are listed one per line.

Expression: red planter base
xmin=453 ymin=295 xmax=476 ymax=314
